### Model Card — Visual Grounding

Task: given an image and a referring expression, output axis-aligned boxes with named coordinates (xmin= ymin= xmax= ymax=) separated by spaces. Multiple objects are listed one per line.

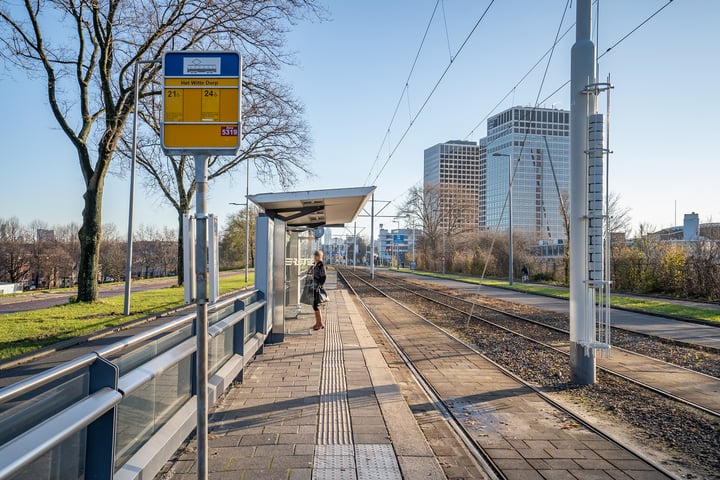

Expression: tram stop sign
xmin=162 ymin=51 xmax=242 ymax=155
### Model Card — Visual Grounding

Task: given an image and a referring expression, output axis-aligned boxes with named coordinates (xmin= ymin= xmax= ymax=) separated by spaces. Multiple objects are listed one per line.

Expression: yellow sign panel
xmin=165 ymin=89 xmax=184 ymax=122
xmin=162 ymin=52 xmax=241 ymax=155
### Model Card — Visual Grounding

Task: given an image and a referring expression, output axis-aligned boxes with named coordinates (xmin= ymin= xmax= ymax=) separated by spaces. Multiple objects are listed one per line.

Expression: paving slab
xmin=360 ymin=291 xmax=671 ymax=480
xmin=155 ymin=287 xmax=444 ymax=480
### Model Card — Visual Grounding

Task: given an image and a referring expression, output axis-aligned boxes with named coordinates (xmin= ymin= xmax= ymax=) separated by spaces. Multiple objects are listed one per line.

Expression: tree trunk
xmin=77 ymin=181 xmax=104 ymax=302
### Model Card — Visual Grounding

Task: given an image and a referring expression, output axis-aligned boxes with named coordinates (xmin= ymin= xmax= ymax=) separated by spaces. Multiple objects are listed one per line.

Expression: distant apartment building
xmin=423 ymin=140 xmax=482 ymax=232
xmin=377 ymin=227 xmax=421 ymax=265
xmin=483 ymin=106 xmax=570 ymax=243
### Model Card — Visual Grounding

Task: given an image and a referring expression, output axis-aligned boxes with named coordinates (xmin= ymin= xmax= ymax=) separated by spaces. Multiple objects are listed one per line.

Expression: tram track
xmin=338 ymin=267 xmax=720 ymax=478
xmin=367 ymin=270 xmax=720 ymax=419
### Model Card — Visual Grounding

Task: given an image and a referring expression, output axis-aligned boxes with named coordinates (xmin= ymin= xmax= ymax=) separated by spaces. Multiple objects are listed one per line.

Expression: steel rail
xmin=338 ymin=268 xmax=676 ymax=479
xmin=338 ymin=269 xmax=505 ymax=480
xmin=364 ymin=271 xmax=720 ymax=419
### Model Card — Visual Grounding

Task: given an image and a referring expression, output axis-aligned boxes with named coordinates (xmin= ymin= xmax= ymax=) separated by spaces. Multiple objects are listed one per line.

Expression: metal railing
xmin=0 ymin=289 xmax=267 ymax=480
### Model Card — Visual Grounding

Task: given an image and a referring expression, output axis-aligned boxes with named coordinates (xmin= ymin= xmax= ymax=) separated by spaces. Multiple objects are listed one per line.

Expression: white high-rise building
xmin=483 ymin=106 xmax=570 ymax=242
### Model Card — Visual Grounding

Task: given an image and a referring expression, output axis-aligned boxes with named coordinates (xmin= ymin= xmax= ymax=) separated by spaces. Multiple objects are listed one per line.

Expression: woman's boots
xmin=312 ymin=310 xmax=324 ymax=330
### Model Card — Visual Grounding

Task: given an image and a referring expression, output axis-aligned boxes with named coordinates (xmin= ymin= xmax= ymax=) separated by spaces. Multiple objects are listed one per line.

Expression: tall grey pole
xmin=442 ymin=221 xmax=446 ymax=275
xmin=245 ymin=160 xmax=250 ymax=283
xmin=370 ymin=195 xmax=375 ymax=279
xmin=123 ymin=63 xmax=140 ymax=316
xmin=508 ymin=155 xmax=514 ymax=285
xmin=570 ymin=0 xmax=596 ymax=385
xmin=194 ymin=154 xmax=210 ymax=479
xmin=353 ymin=222 xmax=357 ymax=270
xmin=411 ymin=219 xmax=416 ymax=264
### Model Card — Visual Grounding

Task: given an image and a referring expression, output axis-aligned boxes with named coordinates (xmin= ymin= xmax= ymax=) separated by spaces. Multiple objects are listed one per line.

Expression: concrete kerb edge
xmin=0 ymin=286 xmax=252 ymax=372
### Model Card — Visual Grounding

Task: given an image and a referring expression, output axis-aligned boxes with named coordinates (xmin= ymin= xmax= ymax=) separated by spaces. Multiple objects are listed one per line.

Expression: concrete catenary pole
xmin=570 ymin=0 xmax=597 ymax=385
xmin=370 ymin=195 xmax=375 ymax=279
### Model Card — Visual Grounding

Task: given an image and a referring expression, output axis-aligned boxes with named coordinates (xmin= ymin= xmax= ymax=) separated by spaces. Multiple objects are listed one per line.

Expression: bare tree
xmin=220 ymin=207 xmax=259 ymax=270
xmin=608 ymin=192 xmax=632 ymax=234
xmin=1 ymin=0 xmax=320 ymax=301
xmin=398 ymin=183 xmax=470 ymax=271
xmin=99 ymin=223 xmax=126 ymax=282
xmin=0 ymin=217 xmax=31 ymax=284
xmin=120 ymin=65 xmax=311 ymax=284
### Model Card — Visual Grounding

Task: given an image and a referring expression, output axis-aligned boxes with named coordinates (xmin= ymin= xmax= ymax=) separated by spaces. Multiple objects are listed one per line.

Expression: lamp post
xmin=393 ymin=219 xmax=400 ymax=270
xmin=493 ymin=152 xmax=513 ymax=285
xmin=230 ymin=150 xmax=271 ymax=284
xmin=411 ymin=217 xmax=416 ymax=266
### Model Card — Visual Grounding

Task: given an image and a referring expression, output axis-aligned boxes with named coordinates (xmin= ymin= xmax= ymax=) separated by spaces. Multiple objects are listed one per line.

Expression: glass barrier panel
xmin=112 ymin=324 xmax=192 ymax=375
xmin=245 ymin=309 xmax=257 ymax=342
xmin=209 ymin=330 xmax=233 ymax=376
xmin=9 ymin=428 xmax=85 ymax=480
xmin=0 ymin=372 xmax=89 ymax=447
xmin=208 ymin=304 xmax=234 ymax=327
xmin=114 ymin=355 xmax=192 ymax=468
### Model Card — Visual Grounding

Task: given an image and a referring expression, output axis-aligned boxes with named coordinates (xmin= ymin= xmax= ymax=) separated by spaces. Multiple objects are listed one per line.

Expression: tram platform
xmin=155 ymin=270 xmax=677 ymax=480
xmin=154 ymin=274 xmax=447 ymax=480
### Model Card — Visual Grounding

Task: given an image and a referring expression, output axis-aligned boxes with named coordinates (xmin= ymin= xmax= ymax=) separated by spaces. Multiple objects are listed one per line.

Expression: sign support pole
xmin=195 ymin=154 xmax=210 ymax=480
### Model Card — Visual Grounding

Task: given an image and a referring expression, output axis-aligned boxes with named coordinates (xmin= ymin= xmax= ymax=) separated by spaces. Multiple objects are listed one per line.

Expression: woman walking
xmin=311 ymin=250 xmax=327 ymax=330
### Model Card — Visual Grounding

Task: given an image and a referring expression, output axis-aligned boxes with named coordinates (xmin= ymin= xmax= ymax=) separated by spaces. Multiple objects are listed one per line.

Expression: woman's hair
xmin=313 ymin=250 xmax=323 ymax=259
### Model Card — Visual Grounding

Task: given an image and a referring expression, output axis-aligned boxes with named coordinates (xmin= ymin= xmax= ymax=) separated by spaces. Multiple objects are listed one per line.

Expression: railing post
xmin=233 ymin=299 xmax=246 ymax=356
xmin=233 ymin=299 xmax=246 ymax=382
xmin=85 ymin=357 xmax=119 ymax=480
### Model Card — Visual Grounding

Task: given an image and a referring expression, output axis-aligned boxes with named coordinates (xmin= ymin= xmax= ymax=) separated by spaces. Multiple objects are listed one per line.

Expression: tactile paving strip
xmin=312 ymin=304 xmax=401 ymax=480
xmin=317 ymin=305 xmax=353 ymax=445
xmin=355 ymin=444 xmax=402 ymax=480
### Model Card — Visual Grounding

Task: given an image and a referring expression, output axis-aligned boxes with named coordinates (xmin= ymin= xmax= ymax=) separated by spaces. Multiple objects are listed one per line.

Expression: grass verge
xmin=0 ymin=274 xmax=254 ymax=361
xmin=399 ymin=269 xmax=720 ymax=324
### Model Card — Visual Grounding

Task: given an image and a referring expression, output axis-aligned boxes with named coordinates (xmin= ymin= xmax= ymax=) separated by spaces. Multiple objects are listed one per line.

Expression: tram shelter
xmin=249 ymin=186 xmax=375 ymax=343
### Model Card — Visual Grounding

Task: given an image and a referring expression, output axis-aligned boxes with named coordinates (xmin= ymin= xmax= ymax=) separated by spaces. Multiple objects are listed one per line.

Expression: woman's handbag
xmin=317 ymin=286 xmax=328 ymax=304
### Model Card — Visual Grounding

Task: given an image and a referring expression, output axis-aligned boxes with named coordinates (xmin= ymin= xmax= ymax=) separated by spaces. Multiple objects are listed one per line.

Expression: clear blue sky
xmin=0 ymin=1 xmax=718 ymax=239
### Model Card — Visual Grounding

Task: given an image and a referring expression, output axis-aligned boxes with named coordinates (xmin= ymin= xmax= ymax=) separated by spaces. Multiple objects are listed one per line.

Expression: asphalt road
xmin=0 ymin=271 xmax=244 ymax=314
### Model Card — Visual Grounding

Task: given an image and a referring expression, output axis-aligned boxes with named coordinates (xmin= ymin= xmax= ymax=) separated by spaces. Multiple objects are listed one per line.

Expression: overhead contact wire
xmin=365 ymin=0 xmax=441 ymax=186
xmin=371 ymin=0 xmax=496 ymax=186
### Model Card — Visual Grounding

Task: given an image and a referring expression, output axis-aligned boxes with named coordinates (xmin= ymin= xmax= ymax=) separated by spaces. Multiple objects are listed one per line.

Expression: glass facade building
xmin=423 ymin=140 xmax=482 ymax=232
xmin=483 ymin=106 xmax=570 ymax=242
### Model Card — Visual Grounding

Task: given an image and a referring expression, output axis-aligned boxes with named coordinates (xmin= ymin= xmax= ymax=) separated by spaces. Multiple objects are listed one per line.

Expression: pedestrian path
xmin=155 ymin=284 xmax=445 ymax=479
xmin=388 ymin=270 xmax=720 ymax=350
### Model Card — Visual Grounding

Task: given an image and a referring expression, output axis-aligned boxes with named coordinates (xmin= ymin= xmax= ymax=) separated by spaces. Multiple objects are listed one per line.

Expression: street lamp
xmin=230 ymin=149 xmax=271 ymax=284
xmin=432 ymin=207 xmax=446 ymax=274
xmin=493 ymin=152 xmax=513 ymax=285
xmin=393 ymin=219 xmax=400 ymax=270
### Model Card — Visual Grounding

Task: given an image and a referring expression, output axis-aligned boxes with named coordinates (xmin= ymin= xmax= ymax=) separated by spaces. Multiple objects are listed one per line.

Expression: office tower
xmin=484 ymin=106 xmax=570 ymax=242
xmin=423 ymin=140 xmax=481 ymax=232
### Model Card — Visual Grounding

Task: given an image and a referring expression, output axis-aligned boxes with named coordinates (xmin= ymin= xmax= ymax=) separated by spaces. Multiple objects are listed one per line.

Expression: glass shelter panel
xmin=285 ymin=231 xmax=315 ymax=317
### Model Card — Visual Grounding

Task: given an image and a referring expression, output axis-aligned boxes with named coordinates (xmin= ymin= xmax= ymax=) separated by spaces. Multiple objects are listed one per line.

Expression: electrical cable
xmin=464 ymin=21 xmax=575 ymax=140
xmin=536 ymin=0 xmax=675 ymax=106
xmin=466 ymin=0 xmax=571 ymax=325
xmin=364 ymin=0 xmax=441 ymax=186
xmin=464 ymin=0 xmax=675 ymax=320
xmin=370 ymin=0 xmax=496 ymax=186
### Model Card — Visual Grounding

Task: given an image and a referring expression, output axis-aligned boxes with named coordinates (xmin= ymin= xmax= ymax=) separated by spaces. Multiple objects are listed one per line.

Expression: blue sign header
xmin=164 ymin=51 xmax=240 ymax=77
